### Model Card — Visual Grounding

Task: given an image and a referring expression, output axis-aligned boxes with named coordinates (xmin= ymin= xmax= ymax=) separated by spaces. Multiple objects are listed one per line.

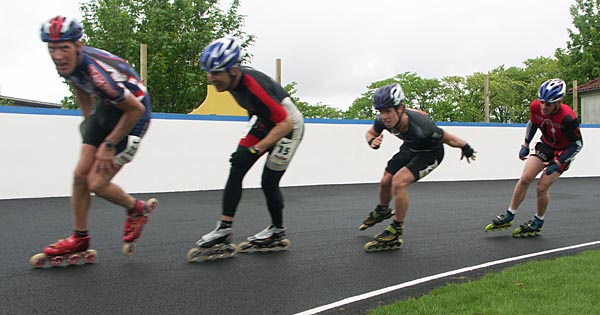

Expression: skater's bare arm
xmin=366 ymin=126 xmax=383 ymax=149
xmin=442 ymin=131 xmax=476 ymax=162
xmin=254 ymin=116 xmax=293 ymax=152
xmin=74 ymin=85 xmax=94 ymax=119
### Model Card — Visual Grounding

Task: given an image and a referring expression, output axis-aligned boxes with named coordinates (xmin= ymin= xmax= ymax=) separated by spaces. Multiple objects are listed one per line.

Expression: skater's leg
xmin=86 ymin=154 xmax=137 ymax=210
xmin=508 ymin=157 xmax=545 ymax=211
xmin=391 ymin=167 xmax=415 ymax=223
xmin=378 ymin=171 xmax=393 ymax=207
xmin=70 ymin=145 xmax=96 ymax=231
xmin=222 ymin=150 xmax=258 ymax=222
xmin=535 ymin=171 xmax=560 ymax=217
xmin=261 ymin=167 xmax=286 ymax=228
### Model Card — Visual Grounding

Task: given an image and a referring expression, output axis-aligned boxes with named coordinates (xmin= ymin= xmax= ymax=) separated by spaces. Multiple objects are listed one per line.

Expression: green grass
xmin=370 ymin=249 xmax=600 ymax=315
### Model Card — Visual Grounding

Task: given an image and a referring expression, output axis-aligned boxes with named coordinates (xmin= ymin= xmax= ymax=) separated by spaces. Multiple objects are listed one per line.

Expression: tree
xmin=285 ymin=82 xmax=344 ymax=119
xmin=555 ymin=0 xmax=600 ymax=84
xmin=344 ymin=73 xmax=464 ymax=122
xmin=0 ymin=97 xmax=14 ymax=106
xmin=80 ymin=0 xmax=253 ymax=113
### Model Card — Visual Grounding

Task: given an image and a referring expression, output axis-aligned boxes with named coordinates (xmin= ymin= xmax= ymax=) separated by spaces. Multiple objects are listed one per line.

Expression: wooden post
xmin=140 ymin=43 xmax=147 ymax=85
xmin=276 ymin=58 xmax=282 ymax=84
xmin=572 ymin=80 xmax=578 ymax=114
xmin=484 ymin=73 xmax=490 ymax=122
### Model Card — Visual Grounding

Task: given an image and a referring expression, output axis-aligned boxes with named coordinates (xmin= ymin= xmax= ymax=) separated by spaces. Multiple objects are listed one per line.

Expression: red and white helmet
xmin=41 ymin=16 xmax=83 ymax=42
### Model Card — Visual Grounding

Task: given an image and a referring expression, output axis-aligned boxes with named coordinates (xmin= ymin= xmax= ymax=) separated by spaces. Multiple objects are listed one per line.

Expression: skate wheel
xmin=145 ymin=198 xmax=159 ymax=214
xmin=364 ymin=241 xmax=378 ymax=252
xmin=484 ymin=223 xmax=494 ymax=232
xmin=238 ymin=241 xmax=252 ymax=253
xmin=186 ymin=248 xmax=200 ymax=262
xmin=70 ymin=255 xmax=82 ymax=264
xmin=83 ymin=250 xmax=98 ymax=263
xmin=50 ymin=256 xmax=64 ymax=266
xmin=281 ymin=239 xmax=291 ymax=250
xmin=122 ymin=242 xmax=134 ymax=256
xmin=227 ymin=244 xmax=238 ymax=256
xmin=217 ymin=244 xmax=237 ymax=258
xmin=271 ymin=239 xmax=291 ymax=252
xmin=29 ymin=253 xmax=48 ymax=268
xmin=67 ymin=253 xmax=81 ymax=265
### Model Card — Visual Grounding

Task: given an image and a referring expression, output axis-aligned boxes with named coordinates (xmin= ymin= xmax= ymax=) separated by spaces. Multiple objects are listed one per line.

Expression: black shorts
xmin=386 ymin=146 xmax=445 ymax=181
xmin=82 ymin=102 xmax=149 ymax=154
xmin=533 ymin=142 xmax=571 ymax=173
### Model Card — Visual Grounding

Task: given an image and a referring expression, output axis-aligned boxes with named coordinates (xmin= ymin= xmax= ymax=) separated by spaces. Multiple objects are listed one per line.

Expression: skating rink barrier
xmin=1 ymin=106 xmax=599 ymax=199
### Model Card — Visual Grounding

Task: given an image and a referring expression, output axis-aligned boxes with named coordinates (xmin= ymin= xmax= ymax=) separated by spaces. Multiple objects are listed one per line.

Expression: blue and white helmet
xmin=373 ymin=83 xmax=405 ymax=110
xmin=538 ymin=78 xmax=566 ymax=103
xmin=200 ymin=37 xmax=242 ymax=72
xmin=41 ymin=16 xmax=83 ymax=42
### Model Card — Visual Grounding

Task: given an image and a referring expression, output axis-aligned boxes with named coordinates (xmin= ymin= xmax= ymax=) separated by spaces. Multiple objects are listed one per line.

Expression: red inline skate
xmin=122 ymin=198 xmax=158 ymax=255
xmin=29 ymin=234 xmax=97 ymax=268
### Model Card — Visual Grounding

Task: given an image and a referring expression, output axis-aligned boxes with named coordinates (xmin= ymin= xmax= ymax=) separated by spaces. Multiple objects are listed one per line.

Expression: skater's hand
xmin=230 ymin=147 xmax=259 ymax=168
xmin=368 ymin=135 xmax=383 ymax=149
xmin=544 ymin=160 xmax=561 ymax=175
xmin=518 ymin=145 xmax=530 ymax=160
xmin=460 ymin=143 xmax=476 ymax=163
xmin=96 ymin=142 xmax=118 ymax=174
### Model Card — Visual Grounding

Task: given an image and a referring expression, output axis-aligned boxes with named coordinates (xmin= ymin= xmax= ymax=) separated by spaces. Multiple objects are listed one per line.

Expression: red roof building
xmin=576 ymin=77 xmax=600 ymax=94
xmin=575 ymin=77 xmax=600 ymax=124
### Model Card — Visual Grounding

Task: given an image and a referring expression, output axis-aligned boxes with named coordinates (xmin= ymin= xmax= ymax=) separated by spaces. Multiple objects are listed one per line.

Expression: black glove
xmin=518 ymin=145 xmax=530 ymax=160
xmin=368 ymin=137 xmax=380 ymax=150
xmin=461 ymin=143 xmax=474 ymax=158
xmin=545 ymin=161 xmax=561 ymax=175
xmin=230 ymin=147 xmax=259 ymax=168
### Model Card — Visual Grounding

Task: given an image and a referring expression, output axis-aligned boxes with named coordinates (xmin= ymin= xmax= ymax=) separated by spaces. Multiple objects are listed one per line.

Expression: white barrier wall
xmin=1 ymin=107 xmax=599 ymax=199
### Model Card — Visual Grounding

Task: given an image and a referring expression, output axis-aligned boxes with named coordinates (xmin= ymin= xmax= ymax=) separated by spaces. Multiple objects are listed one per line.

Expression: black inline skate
xmin=359 ymin=205 xmax=394 ymax=231
xmin=484 ymin=210 xmax=515 ymax=232
xmin=187 ymin=223 xmax=237 ymax=262
xmin=364 ymin=224 xmax=403 ymax=252
xmin=512 ymin=216 xmax=544 ymax=237
xmin=238 ymin=225 xmax=290 ymax=253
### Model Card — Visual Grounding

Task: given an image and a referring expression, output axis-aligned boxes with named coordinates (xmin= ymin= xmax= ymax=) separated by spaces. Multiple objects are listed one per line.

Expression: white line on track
xmin=294 ymin=241 xmax=600 ymax=315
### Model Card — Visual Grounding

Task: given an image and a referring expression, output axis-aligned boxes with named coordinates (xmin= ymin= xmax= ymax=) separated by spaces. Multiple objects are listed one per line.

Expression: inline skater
xmin=30 ymin=16 xmax=157 ymax=267
xmin=485 ymin=78 xmax=583 ymax=237
xmin=187 ymin=37 xmax=304 ymax=261
xmin=361 ymin=83 xmax=476 ymax=252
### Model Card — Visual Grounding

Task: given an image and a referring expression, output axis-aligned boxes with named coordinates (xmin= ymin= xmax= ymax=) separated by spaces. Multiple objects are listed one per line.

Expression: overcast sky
xmin=0 ymin=0 xmax=576 ymax=110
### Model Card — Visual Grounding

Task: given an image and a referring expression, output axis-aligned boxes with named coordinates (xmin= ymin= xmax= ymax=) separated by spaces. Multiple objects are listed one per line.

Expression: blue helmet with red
xmin=373 ymin=83 xmax=405 ymax=110
xmin=538 ymin=78 xmax=566 ymax=103
xmin=200 ymin=37 xmax=242 ymax=72
xmin=41 ymin=16 xmax=83 ymax=42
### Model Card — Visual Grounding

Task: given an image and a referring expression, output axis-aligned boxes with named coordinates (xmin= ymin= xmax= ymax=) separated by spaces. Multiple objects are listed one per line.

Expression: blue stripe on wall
xmin=2 ymin=105 xmax=599 ymax=128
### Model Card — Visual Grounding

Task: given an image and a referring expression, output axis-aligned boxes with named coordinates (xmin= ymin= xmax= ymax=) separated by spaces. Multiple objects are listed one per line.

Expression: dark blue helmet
xmin=200 ymin=37 xmax=242 ymax=72
xmin=373 ymin=83 xmax=405 ymax=110
xmin=538 ymin=78 xmax=566 ymax=103
xmin=41 ymin=16 xmax=83 ymax=42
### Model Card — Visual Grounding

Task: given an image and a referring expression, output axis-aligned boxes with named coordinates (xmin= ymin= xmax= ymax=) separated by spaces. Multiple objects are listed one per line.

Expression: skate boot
xmin=122 ymin=198 xmax=159 ymax=256
xmin=512 ymin=216 xmax=544 ymax=237
xmin=484 ymin=210 xmax=515 ymax=232
xmin=187 ymin=223 xmax=238 ymax=262
xmin=29 ymin=234 xmax=97 ymax=268
xmin=359 ymin=205 xmax=394 ymax=231
xmin=238 ymin=225 xmax=291 ymax=253
xmin=364 ymin=224 xmax=404 ymax=252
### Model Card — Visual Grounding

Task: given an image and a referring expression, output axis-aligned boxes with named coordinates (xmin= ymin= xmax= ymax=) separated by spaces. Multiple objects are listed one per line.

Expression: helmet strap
xmin=226 ymin=68 xmax=239 ymax=90
xmin=392 ymin=106 xmax=404 ymax=131
xmin=551 ymin=102 xmax=561 ymax=115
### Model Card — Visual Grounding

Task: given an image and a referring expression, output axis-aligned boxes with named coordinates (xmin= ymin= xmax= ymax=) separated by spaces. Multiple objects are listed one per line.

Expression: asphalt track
xmin=1 ymin=177 xmax=599 ymax=314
